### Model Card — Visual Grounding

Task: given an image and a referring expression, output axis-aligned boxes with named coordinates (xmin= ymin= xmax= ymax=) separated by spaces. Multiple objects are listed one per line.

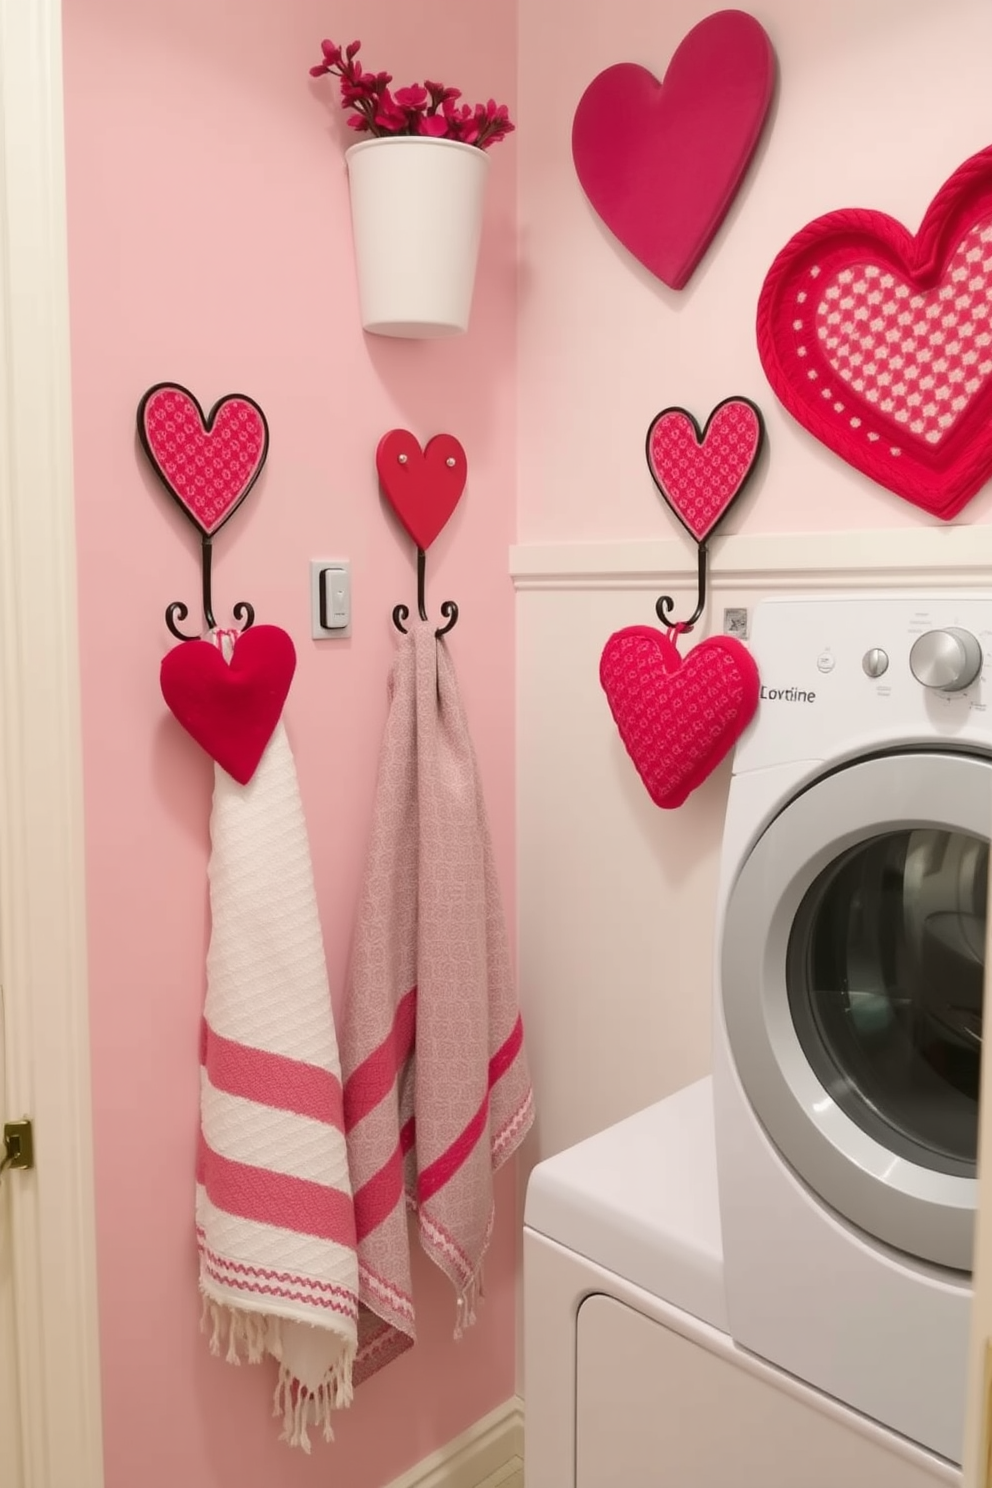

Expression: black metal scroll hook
xmin=656 ymin=542 xmax=708 ymax=633
xmin=165 ymin=535 xmax=256 ymax=642
xmin=392 ymin=547 xmax=459 ymax=639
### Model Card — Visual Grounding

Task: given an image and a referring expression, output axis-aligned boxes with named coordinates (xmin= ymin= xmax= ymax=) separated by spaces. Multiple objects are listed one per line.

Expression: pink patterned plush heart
xmin=600 ymin=625 xmax=759 ymax=809
xmin=138 ymin=383 xmax=269 ymax=536
xmin=376 ymin=429 xmax=467 ymax=551
xmin=572 ymin=11 xmax=775 ymax=289
xmin=757 ymin=144 xmax=992 ymax=520
xmin=647 ymin=398 xmax=764 ymax=541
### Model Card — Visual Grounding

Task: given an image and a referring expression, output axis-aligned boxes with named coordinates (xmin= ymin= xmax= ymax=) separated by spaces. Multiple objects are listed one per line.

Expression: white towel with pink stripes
xmin=195 ymin=720 xmax=357 ymax=1451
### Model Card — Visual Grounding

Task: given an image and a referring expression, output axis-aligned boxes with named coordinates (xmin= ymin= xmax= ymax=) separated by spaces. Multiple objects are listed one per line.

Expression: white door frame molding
xmin=0 ymin=2 xmax=104 ymax=1484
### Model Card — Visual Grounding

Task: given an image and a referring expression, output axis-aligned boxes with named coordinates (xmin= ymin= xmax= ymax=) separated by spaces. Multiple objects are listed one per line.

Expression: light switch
xmin=310 ymin=559 xmax=351 ymax=638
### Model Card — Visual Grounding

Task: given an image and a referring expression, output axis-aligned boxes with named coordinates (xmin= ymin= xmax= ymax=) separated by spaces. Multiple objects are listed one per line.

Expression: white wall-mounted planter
xmin=345 ymin=136 xmax=490 ymax=339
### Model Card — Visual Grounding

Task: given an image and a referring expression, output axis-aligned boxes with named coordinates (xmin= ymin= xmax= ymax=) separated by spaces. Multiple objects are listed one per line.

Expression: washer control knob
xmin=863 ymin=648 xmax=889 ymax=678
xmin=909 ymin=628 xmax=983 ymax=691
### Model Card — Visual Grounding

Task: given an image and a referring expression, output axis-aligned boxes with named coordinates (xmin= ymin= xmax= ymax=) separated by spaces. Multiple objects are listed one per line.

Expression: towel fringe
xmin=200 ymin=1297 xmax=269 ymax=1367
xmin=200 ymin=1292 xmax=354 ymax=1451
xmin=274 ymin=1350 xmax=355 ymax=1454
xmin=454 ymin=1267 xmax=484 ymax=1340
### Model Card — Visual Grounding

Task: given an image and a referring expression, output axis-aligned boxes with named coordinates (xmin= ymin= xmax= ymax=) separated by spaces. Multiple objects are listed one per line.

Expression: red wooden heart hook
xmin=376 ymin=429 xmax=468 ymax=638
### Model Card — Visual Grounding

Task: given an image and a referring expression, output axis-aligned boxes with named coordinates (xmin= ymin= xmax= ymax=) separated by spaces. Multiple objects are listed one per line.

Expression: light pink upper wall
xmin=61 ymin=2 xmax=517 ymax=1484
xmin=518 ymin=0 xmax=992 ymax=543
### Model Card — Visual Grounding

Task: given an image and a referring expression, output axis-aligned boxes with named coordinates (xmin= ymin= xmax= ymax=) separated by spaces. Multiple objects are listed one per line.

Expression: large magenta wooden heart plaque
xmin=757 ymin=145 xmax=992 ymax=520
xmin=572 ymin=10 xmax=775 ymax=290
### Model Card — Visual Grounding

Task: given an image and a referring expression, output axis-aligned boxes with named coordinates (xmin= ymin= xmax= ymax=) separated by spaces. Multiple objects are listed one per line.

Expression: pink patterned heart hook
xmin=645 ymin=397 xmax=765 ymax=631
xmin=138 ymin=383 xmax=269 ymax=539
xmin=138 ymin=382 xmax=269 ymax=640
xmin=376 ymin=428 xmax=467 ymax=637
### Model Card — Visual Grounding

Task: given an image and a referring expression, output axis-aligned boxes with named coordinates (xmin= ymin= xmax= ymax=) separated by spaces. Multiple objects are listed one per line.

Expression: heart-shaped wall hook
xmin=757 ymin=144 xmax=992 ymax=520
xmin=646 ymin=397 xmax=765 ymax=542
xmin=376 ymin=429 xmax=467 ymax=551
xmin=138 ymin=383 xmax=269 ymax=537
xmin=572 ymin=10 xmax=775 ymax=289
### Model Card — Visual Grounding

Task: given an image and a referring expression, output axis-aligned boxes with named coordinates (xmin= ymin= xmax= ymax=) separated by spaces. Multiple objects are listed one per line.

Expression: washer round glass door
xmin=722 ymin=750 xmax=990 ymax=1271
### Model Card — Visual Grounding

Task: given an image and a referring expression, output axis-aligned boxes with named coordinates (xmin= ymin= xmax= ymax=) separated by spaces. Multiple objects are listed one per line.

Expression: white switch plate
xmin=310 ymin=559 xmax=351 ymax=639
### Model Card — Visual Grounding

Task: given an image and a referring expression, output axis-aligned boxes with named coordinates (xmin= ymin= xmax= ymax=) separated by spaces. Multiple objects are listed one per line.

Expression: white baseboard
xmin=385 ymin=1397 xmax=524 ymax=1488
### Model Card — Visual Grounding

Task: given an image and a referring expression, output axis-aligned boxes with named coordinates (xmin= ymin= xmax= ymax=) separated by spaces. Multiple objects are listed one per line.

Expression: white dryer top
xmin=523 ymin=1077 xmax=727 ymax=1332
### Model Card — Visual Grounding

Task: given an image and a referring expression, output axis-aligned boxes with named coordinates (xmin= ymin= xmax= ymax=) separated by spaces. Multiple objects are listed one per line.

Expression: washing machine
xmin=715 ymin=591 xmax=991 ymax=1466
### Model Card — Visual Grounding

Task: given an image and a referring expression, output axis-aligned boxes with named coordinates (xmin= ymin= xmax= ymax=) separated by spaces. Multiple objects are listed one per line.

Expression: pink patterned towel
xmin=195 ymin=720 xmax=358 ymax=1450
xmin=342 ymin=622 xmax=534 ymax=1380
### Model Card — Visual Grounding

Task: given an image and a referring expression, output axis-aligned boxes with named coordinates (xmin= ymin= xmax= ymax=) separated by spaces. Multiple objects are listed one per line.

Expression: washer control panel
xmin=735 ymin=593 xmax=992 ymax=772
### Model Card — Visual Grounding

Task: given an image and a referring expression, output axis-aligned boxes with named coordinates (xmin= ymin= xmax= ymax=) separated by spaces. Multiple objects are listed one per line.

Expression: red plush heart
xmin=138 ymin=383 xmax=269 ymax=537
xmin=376 ymin=429 xmax=467 ymax=551
xmin=757 ymin=145 xmax=992 ymax=520
xmin=647 ymin=398 xmax=764 ymax=541
xmin=599 ymin=625 xmax=759 ymax=808
xmin=160 ymin=625 xmax=296 ymax=785
xmin=572 ymin=11 xmax=775 ymax=290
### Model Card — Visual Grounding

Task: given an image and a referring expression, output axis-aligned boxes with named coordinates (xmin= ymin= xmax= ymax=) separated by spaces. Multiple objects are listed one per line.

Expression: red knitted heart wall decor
xmin=646 ymin=398 xmax=764 ymax=540
xmin=600 ymin=625 xmax=759 ymax=809
xmin=138 ymin=383 xmax=269 ymax=537
xmin=572 ymin=11 xmax=775 ymax=289
xmin=160 ymin=624 xmax=296 ymax=785
xmin=377 ymin=429 xmax=467 ymax=551
xmin=757 ymin=145 xmax=992 ymax=520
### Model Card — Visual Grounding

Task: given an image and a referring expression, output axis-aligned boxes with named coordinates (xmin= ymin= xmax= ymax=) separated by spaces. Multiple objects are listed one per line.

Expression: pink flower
xmin=309 ymin=38 xmax=343 ymax=77
xmin=425 ymin=80 xmax=462 ymax=108
xmin=308 ymin=38 xmax=514 ymax=148
xmin=416 ymin=114 xmax=450 ymax=137
xmin=394 ymin=84 xmax=428 ymax=109
xmin=373 ymin=89 xmax=408 ymax=133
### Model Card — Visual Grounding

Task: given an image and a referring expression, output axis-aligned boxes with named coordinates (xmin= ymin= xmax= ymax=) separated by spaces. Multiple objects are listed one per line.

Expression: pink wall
xmin=61 ymin=2 xmax=518 ymax=1485
xmin=518 ymin=0 xmax=992 ymax=543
